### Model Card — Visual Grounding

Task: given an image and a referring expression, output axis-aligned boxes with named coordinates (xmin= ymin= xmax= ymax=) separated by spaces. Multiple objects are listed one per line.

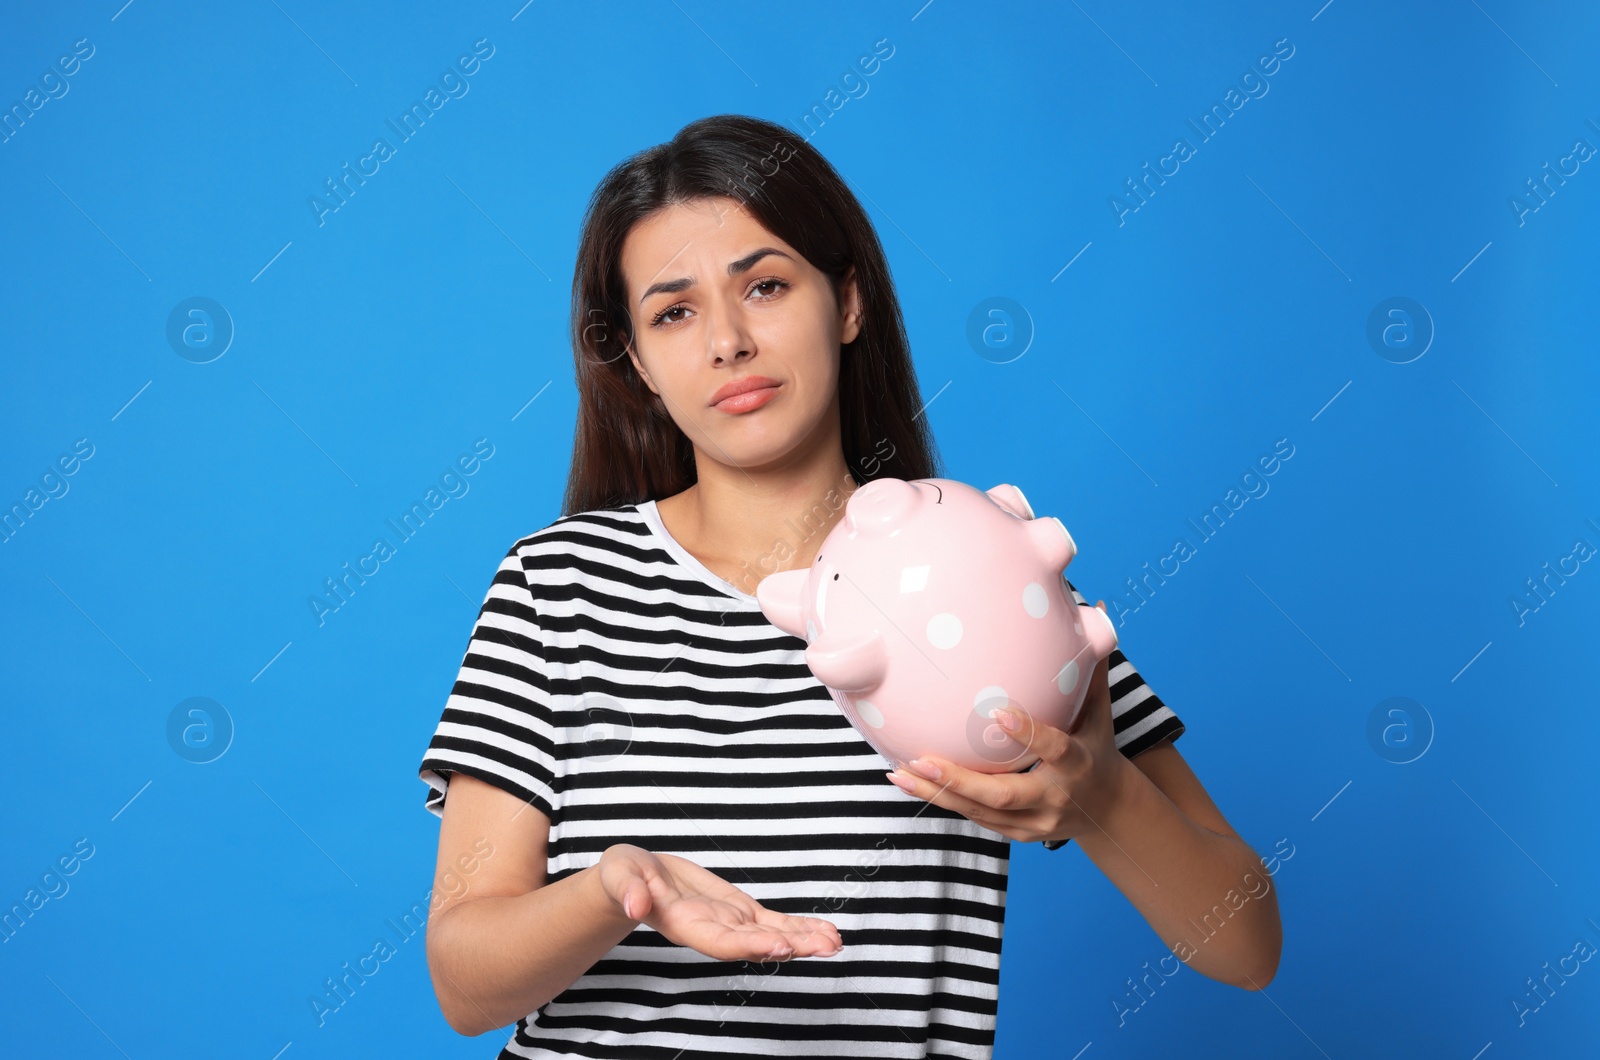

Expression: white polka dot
xmin=1056 ymin=660 xmax=1080 ymax=695
xmin=855 ymin=699 xmax=884 ymax=729
xmin=926 ymin=613 xmax=963 ymax=649
xmin=973 ymin=686 xmax=1009 ymax=715
xmin=1022 ymin=582 xmax=1049 ymax=618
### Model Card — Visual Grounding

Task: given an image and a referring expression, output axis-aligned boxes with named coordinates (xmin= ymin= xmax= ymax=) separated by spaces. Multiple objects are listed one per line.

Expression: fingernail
xmin=907 ymin=758 xmax=941 ymax=782
xmin=885 ymin=770 xmax=914 ymax=791
xmin=623 ymin=895 xmax=634 ymax=919
xmin=988 ymin=707 xmax=1020 ymax=732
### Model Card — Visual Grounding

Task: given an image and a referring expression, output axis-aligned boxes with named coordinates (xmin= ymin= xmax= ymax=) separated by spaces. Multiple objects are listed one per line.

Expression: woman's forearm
xmin=1074 ymin=756 xmax=1283 ymax=989
xmin=425 ymin=855 xmax=637 ymax=1036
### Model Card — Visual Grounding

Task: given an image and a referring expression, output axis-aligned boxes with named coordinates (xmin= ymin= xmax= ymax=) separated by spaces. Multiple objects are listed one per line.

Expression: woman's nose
xmin=704 ymin=297 xmax=754 ymax=365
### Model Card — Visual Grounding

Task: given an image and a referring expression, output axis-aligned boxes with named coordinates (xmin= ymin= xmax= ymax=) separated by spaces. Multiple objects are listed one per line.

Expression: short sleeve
xmin=417 ymin=538 xmax=561 ymax=823
xmin=1041 ymin=578 xmax=1186 ymax=851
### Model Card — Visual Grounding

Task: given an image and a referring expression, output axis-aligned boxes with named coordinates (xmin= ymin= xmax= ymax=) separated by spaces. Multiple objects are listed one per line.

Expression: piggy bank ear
xmin=755 ymin=568 xmax=810 ymax=637
xmin=985 ymin=483 xmax=1035 ymax=519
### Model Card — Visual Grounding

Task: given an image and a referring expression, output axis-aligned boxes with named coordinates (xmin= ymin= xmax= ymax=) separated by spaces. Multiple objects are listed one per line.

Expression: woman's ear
xmin=839 ymin=267 xmax=863 ymax=345
xmin=626 ymin=341 xmax=660 ymax=396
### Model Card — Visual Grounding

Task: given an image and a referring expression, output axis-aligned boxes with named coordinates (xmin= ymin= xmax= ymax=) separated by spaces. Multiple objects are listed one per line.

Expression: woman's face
xmin=621 ymin=196 xmax=861 ymax=477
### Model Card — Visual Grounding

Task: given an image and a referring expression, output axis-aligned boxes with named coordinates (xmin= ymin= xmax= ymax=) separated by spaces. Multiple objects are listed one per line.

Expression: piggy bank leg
xmin=1079 ymin=602 xmax=1118 ymax=659
xmin=985 ymin=483 xmax=1035 ymax=520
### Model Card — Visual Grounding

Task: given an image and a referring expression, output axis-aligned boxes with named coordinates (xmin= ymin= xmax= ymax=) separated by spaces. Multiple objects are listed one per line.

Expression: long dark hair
xmin=560 ymin=114 xmax=942 ymax=516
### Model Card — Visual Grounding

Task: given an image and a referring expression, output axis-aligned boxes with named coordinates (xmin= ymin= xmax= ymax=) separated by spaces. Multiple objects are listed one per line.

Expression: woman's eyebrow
xmin=637 ymin=247 xmax=794 ymax=305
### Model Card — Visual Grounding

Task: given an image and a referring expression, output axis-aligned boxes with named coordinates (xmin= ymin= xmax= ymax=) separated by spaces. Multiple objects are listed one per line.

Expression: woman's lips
xmin=713 ymin=385 xmax=780 ymax=413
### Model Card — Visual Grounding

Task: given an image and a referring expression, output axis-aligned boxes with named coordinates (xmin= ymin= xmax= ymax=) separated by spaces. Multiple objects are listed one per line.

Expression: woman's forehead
xmin=622 ymin=204 xmax=795 ymax=291
xmin=627 ymin=197 xmax=776 ymax=251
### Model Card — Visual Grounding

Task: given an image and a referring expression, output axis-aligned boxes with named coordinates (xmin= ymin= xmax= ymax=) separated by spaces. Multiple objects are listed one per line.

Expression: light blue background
xmin=3 ymin=1 xmax=1597 ymax=1056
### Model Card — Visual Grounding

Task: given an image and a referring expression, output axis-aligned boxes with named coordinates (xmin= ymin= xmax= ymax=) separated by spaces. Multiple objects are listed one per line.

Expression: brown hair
xmin=561 ymin=114 xmax=942 ymax=516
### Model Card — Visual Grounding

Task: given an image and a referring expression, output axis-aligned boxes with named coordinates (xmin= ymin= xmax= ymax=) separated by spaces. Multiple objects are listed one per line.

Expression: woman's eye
xmin=650 ymin=278 xmax=788 ymax=327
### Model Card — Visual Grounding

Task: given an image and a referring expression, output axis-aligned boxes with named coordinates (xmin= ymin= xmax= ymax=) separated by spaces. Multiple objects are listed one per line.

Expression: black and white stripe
xmin=418 ymin=502 xmax=1184 ymax=1058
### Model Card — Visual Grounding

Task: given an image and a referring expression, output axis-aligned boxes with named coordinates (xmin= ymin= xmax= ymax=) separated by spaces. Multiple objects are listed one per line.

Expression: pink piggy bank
xmin=755 ymin=477 xmax=1118 ymax=774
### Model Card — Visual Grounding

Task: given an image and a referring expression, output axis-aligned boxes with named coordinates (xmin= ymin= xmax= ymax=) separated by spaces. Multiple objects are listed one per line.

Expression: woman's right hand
xmin=598 ymin=844 xmax=843 ymax=962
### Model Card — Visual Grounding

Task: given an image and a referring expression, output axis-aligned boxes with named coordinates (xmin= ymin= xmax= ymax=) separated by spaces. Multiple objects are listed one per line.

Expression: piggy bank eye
xmin=832 ymin=573 xmax=839 ymax=580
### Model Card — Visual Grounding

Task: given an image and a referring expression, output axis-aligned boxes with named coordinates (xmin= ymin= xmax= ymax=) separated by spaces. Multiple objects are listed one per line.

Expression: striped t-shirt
xmin=418 ymin=500 xmax=1185 ymax=1059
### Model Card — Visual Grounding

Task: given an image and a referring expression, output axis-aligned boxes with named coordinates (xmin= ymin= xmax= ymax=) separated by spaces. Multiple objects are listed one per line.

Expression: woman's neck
xmin=657 ymin=463 xmax=861 ymax=598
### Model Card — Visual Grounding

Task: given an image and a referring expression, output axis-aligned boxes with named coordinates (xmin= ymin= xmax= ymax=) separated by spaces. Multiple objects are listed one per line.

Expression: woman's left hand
xmin=886 ymin=604 xmax=1134 ymax=845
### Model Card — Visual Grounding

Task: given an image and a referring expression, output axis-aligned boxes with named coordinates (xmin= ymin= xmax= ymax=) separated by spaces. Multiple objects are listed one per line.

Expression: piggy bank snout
xmin=755 ymin=568 xmax=810 ymax=637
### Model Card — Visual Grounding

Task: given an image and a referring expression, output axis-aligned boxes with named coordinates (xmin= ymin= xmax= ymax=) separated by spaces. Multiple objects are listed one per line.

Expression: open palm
xmin=600 ymin=844 xmax=842 ymax=961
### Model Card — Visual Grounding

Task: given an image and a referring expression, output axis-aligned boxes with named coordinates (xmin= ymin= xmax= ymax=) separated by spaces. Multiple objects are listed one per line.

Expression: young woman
xmin=418 ymin=114 xmax=1281 ymax=1058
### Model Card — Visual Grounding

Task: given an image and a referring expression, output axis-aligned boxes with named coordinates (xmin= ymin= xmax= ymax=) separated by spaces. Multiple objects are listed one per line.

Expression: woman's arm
xmin=895 ymin=723 xmax=1282 ymax=990
xmin=424 ymin=773 xmax=639 ymax=1036
xmin=425 ymin=773 xmax=845 ymax=1036
xmin=430 ymin=869 xmax=642 ymax=1034
xmin=1073 ymin=742 xmax=1283 ymax=989
xmin=886 ymin=612 xmax=1282 ymax=990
